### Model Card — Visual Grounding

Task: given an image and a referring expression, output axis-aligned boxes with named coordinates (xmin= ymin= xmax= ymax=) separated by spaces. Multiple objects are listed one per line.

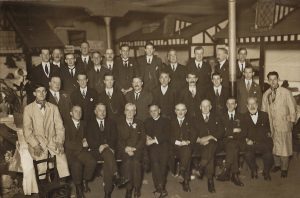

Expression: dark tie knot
xmin=36 ymin=100 xmax=46 ymax=109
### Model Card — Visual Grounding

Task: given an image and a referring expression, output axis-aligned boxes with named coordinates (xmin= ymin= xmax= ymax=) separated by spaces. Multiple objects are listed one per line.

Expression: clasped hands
xmin=146 ymin=136 xmax=158 ymax=146
xmin=125 ymin=146 xmax=136 ymax=156
xmin=33 ymin=142 xmax=64 ymax=157
xmin=196 ymin=135 xmax=217 ymax=146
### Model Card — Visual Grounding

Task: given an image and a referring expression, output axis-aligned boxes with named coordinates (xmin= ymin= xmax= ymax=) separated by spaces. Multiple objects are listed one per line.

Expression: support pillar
xmin=104 ymin=16 xmax=112 ymax=49
xmin=228 ymin=0 xmax=237 ymax=97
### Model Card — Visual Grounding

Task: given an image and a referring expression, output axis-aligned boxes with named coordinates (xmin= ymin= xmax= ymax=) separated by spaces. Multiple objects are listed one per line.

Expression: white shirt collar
xmin=153 ymin=116 xmax=160 ymax=121
xmin=214 ymin=85 xmax=222 ymax=91
xmin=245 ymin=79 xmax=252 ymax=84
xmin=53 ymin=61 xmax=60 ymax=67
xmin=42 ymin=62 xmax=50 ymax=66
xmin=177 ymin=117 xmax=185 ymax=123
xmin=161 ymin=85 xmax=168 ymax=93
xmin=195 ymin=60 xmax=203 ymax=66
xmin=96 ymin=118 xmax=104 ymax=125
xmin=126 ymin=119 xmax=134 ymax=125
xmin=81 ymin=55 xmax=89 ymax=61
xmin=80 ymin=87 xmax=87 ymax=93
xmin=219 ymin=59 xmax=226 ymax=68
xmin=202 ymin=112 xmax=210 ymax=118
xmin=49 ymin=89 xmax=59 ymax=97
xmin=72 ymin=118 xmax=80 ymax=126
xmin=228 ymin=110 xmax=235 ymax=117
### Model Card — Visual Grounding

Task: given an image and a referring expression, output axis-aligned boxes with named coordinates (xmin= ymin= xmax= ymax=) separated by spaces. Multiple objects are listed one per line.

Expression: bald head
xmin=200 ymin=99 xmax=212 ymax=114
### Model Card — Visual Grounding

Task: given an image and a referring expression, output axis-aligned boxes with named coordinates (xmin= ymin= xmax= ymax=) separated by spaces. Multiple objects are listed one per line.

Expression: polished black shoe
xmin=231 ymin=173 xmax=244 ymax=186
xmin=271 ymin=166 xmax=281 ymax=173
xmin=114 ymin=174 xmax=129 ymax=188
xmin=181 ymin=180 xmax=191 ymax=192
xmin=207 ymin=179 xmax=216 ymax=193
xmin=82 ymin=180 xmax=91 ymax=193
xmin=281 ymin=170 xmax=288 ymax=178
xmin=216 ymin=168 xmax=230 ymax=181
xmin=251 ymin=170 xmax=258 ymax=179
xmin=134 ymin=188 xmax=141 ymax=198
xmin=196 ymin=165 xmax=205 ymax=180
xmin=75 ymin=184 xmax=85 ymax=198
xmin=105 ymin=191 xmax=112 ymax=198
xmin=125 ymin=188 xmax=133 ymax=198
xmin=263 ymin=171 xmax=271 ymax=181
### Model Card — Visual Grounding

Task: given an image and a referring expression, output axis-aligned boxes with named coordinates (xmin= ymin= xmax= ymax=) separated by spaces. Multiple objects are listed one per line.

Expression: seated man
xmin=241 ymin=97 xmax=273 ymax=180
xmin=144 ymin=104 xmax=170 ymax=197
xmin=23 ymin=83 xmax=70 ymax=180
xmin=86 ymin=103 xmax=127 ymax=198
xmin=216 ymin=98 xmax=244 ymax=186
xmin=117 ymin=103 xmax=146 ymax=198
xmin=64 ymin=105 xmax=97 ymax=198
xmin=193 ymin=99 xmax=223 ymax=193
xmin=170 ymin=103 xmax=196 ymax=192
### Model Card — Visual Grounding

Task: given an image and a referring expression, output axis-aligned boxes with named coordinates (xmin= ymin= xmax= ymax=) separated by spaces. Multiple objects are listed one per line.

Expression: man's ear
xmin=33 ymin=91 xmax=37 ymax=97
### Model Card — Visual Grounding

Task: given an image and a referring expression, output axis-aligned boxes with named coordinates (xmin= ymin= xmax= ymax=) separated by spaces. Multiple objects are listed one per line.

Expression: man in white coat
xmin=23 ymin=83 xmax=70 ymax=179
xmin=262 ymin=71 xmax=297 ymax=178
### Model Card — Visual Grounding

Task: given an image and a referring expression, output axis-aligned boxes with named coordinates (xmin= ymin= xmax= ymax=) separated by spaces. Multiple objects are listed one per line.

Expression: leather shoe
xmin=75 ymin=184 xmax=85 ymax=198
xmin=216 ymin=168 xmax=230 ymax=181
xmin=105 ymin=191 xmax=112 ymax=198
xmin=114 ymin=174 xmax=129 ymax=188
xmin=160 ymin=189 xmax=168 ymax=198
xmin=263 ymin=171 xmax=271 ymax=180
xmin=125 ymin=188 xmax=133 ymax=198
xmin=82 ymin=180 xmax=91 ymax=192
xmin=231 ymin=173 xmax=244 ymax=186
xmin=134 ymin=188 xmax=141 ymax=198
xmin=181 ymin=180 xmax=191 ymax=192
xmin=281 ymin=170 xmax=288 ymax=178
xmin=196 ymin=165 xmax=205 ymax=180
xmin=271 ymin=166 xmax=281 ymax=173
xmin=251 ymin=169 xmax=258 ymax=179
xmin=207 ymin=179 xmax=216 ymax=193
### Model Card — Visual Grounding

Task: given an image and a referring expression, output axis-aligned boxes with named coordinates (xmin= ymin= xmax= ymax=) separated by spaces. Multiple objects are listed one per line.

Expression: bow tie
xmin=36 ymin=100 xmax=46 ymax=109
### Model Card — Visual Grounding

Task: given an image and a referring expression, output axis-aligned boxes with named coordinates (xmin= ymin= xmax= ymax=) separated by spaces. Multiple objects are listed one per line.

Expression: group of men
xmin=23 ymin=41 xmax=297 ymax=198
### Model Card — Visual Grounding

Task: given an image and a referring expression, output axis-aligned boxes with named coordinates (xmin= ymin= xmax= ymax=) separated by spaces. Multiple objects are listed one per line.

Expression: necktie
xmin=215 ymin=89 xmax=219 ymax=97
xmin=99 ymin=121 xmax=104 ymax=131
xmin=191 ymin=88 xmax=196 ymax=98
xmin=53 ymin=92 xmax=59 ymax=103
xmin=124 ymin=61 xmax=128 ymax=67
xmin=179 ymin=119 xmax=183 ymax=127
xmin=45 ymin=64 xmax=49 ymax=75
xmin=76 ymin=122 xmax=80 ymax=129
xmin=82 ymin=90 xmax=86 ymax=98
xmin=70 ymin=68 xmax=75 ymax=77
xmin=242 ymin=63 xmax=244 ymax=72
xmin=135 ymin=93 xmax=139 ymax=100
xmin=107 ymin=91 xmax=112 ymax=98
xmin=204 ymin=115 xmax=209 ymax=122
xmin=36 ymin=100 xmax=46 ymax=110
xmin=197 ymin=63 xmax=201 ymax=69
xmin=84 ymin=58 xmax=87 ymax=64
xmin=230 ymin=113 xmax=234 ymax=121
xmin=147 ymin=58 xmax=151 ymax=64
xmin=246 ymin=81 xmax=251 ymax=91
xmin=172 ymin=65 xmax=175 ymax=71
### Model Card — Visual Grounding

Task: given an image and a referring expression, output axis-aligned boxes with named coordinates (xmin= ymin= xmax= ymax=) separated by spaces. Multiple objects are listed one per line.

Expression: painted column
xmin=104 ymin=16 xmax=112 ymax=49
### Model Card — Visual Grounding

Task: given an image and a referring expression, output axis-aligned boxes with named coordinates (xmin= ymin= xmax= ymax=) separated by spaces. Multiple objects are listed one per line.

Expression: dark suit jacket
xmin=237 ymin=79 xmax=262 ymax=113
xmin=64 ymin=118 xmax=85 ymax=160
xmin=137 ymin=55 xmax=163 ymax=91
xmin=32 ymin=63 xmax=60 ymax=88
xmin=205 ymin=85 xmax=229 ymax=116
xmin=179 ymin=86 xmax=206 ymax=117
xmin=125 ymin=89 xmax=153 ymax=121
xmin=221 ymin=111 xmax=245 ymax=140
xmin=144 ymin=116 xmax=171 ymax=145
xmin=60 ymin=65 xmax=84 ymax=94
xmin=152 ymin=86 xmax=177 ymax=118
xmin=241 ymin=111 xmax=272 ymax=145
xmin=86 ymin=117 xmax=118 ymax=152
xmin=236 ymin=61 xmax=252 ymax=79
xmin=117 ymin=118 xmax=146 ymax=158
xmin=70 ymin=87 xmax=98 ymax=122
xmin=76 ymin=55 xmax=93 ymax=72
xmin=163 ymin=63 xmax=187 ymax=92
xmin=114 ymin=57 xmax=139 ymax=91
xmin=98 ymin=88 xmax=125 ymax=121
xmin=170 ymin=117 xmax=197 ymax=146
xmin=47 ymin=90 xmax=72 ymax=122
xmin=186 ymin=60 xmax=212 ymax=88
xmin=87 ymin=66 xmax=111 ymax=94
xmin=216 ymin=60 xmax=229 ymax=87
xmin=102 ymin=60 xmax=118 ymax=76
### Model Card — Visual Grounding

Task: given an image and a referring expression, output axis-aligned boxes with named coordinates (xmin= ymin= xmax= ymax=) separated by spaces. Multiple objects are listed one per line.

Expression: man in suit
xmin=114 ymin=44 xmax=139 ymax=95
xmin=186 ymin=46 xmax=211 ymax=89
xmin=86 ymin=103 xmax=127 ymax=198
xmin=31 ymin=48 xmax=60 ymax=88
xmin=206 ymin=72 xmax=229 ymax=118
xmin=215 ymin=48 xmax=229 ymax=87
xmin=47 ymin=76 xmax=72 ymax=122
xmin=236 ymin=47 xmax=252 ymax=79
xmin=87 ymin=51 xmax=111 ymax=94
xmin=193 ymin=99 xmax=222 ymax=193
xmin=179 ymin=72 xmax=206 ymax=118
xmin=164 ymin=49 xmax=186 ymax=93
xmin=65 ymin=105 xmax=97 ymax=198
xmin=51 ymin=48 xmax=64 ymax=68
xmin=242 ymin=97 xmax=273 ymax=180
xmin=117 ymin=103 xmax=146 ymax=198
xmin=98 ymin=74 xmax=126 ymax=122
xmin=170 ymin=103 xmax=196 ymax=192
xmin=152 ymin=72 xmax=177 ymax=119
xmin=70 ymin=73 xmax=98 ymax=122
xmin=125 ymin=77 xmax=153 ymax=121
xmin=60 ymin=53 xmax=84 ymax=94
xmin=144 ymin=104 xmax=170 ymax=197
xmin=103 ymin=48 xmax=116 ymax=73
xmin=76 ymin=42 xmax=93 ymax=72
xmin=237 ymin=66 xmax=262 ymax=114
xmin=137 ymin=42 xmax=163 ymax=91
xmin=23 ymin=83 xmax=70 ymax=179
xmin=216 ymin=98 xmax=244 ymax=186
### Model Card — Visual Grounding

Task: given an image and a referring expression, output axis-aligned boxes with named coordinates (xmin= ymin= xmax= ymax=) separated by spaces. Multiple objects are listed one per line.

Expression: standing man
xmin=137 ymin=42 xmax=163 ymax=91
xmin=144 ymin=104 xmax=170 ymax=197
xmin=103 ymin=49 xmax=116 ymax=73
xmin=242 ymin=97 xmax=273 ymax=180
xmin=70 ymin=73 xmax=98 ymax=122
xmin=170 ymin=103 xmax=196 ymax=192
xmin=32 ymin=48 xmax=60 ymax=88
xmin=125 ymin=77 xmax=153 ymax=122
xmin=117 ymin=103 xmax=146 ymax=198
xmin=186 ymin=46 xmax=211 ymax=89
xmin=77 ymin=42 xmax=93 ymax=72
xmin=98 ymin=74 xmax=126 ymax=122
xmin=236 ymin=47 xmax=251 ymax=79
xmin=114 ymin=44 xmax=139 ymax=95
xmin=52 ymin=48 xmax=64 ymax=68
xmin=164 ymin=49 xmax=186 ymax=92
xmin=237 ymin=66 xmax=262 ymax=114
xmin=262 ymin=71 xmax=297 ymax=177
xmin=47 ymin=76 xmax=72 ymax=122
xmin=60 ymin=53 xmax=84 ymax=94
xmin=64 ymin=105 xmax=96 ymax=198
xmin=215 ymin=48 xmax=229 ymax=87
xmin=193 ymin=99 xmax=222 ymax=193
xmin=87 ymin=51 xmax=111 ymax=94
xmin=86 ymin=103 xmax=127 ymax=198
xmin=23 ymin=84 xmax=70 ymax=180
